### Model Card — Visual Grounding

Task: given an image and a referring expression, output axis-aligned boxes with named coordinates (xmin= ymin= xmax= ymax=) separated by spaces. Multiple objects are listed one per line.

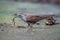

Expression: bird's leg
xmin=12 ymin=18 xmax=16 ymax=27
xmin=27 ymin=23 xmax=33 ymax=32
xmin=27 ymin=23 xmax=30 ymax=32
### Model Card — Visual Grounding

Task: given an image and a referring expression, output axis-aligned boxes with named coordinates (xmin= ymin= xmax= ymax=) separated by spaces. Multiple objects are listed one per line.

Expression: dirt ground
xmin=0 ymin=25 xmax=60 ymax=40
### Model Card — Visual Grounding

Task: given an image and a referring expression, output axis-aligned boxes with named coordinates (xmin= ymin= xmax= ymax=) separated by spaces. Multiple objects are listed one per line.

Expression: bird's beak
xmin=12 ymin=18 xmax=15 ymax=22
xmin=12 ymin=18 xmax=15 ymax=26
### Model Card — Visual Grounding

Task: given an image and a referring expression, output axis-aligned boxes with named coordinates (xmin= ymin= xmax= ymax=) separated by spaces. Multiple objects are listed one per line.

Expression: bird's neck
xmin=20 ymin=14 xmax=27 ymax=21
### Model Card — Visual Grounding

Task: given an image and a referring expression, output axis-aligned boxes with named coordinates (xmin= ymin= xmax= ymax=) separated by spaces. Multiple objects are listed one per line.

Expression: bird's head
xmin=14 ymin=13 xmax=22 ymax=18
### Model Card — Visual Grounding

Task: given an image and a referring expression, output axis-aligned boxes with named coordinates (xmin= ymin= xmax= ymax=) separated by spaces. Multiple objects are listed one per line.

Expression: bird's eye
xmin=18 ymin=15 xmax=22 ymax=17
xmin=19 ymin=15 xmax=21 ymax=16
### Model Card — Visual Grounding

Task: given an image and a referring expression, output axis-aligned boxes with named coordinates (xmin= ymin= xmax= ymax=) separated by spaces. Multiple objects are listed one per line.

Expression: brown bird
xmin=12 ymin=13 xmax=56 ymax=32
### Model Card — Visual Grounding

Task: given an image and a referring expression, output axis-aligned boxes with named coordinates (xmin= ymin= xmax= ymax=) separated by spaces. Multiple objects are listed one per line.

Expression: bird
xmin=12 ymin=13 xmax=57 ymax=32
